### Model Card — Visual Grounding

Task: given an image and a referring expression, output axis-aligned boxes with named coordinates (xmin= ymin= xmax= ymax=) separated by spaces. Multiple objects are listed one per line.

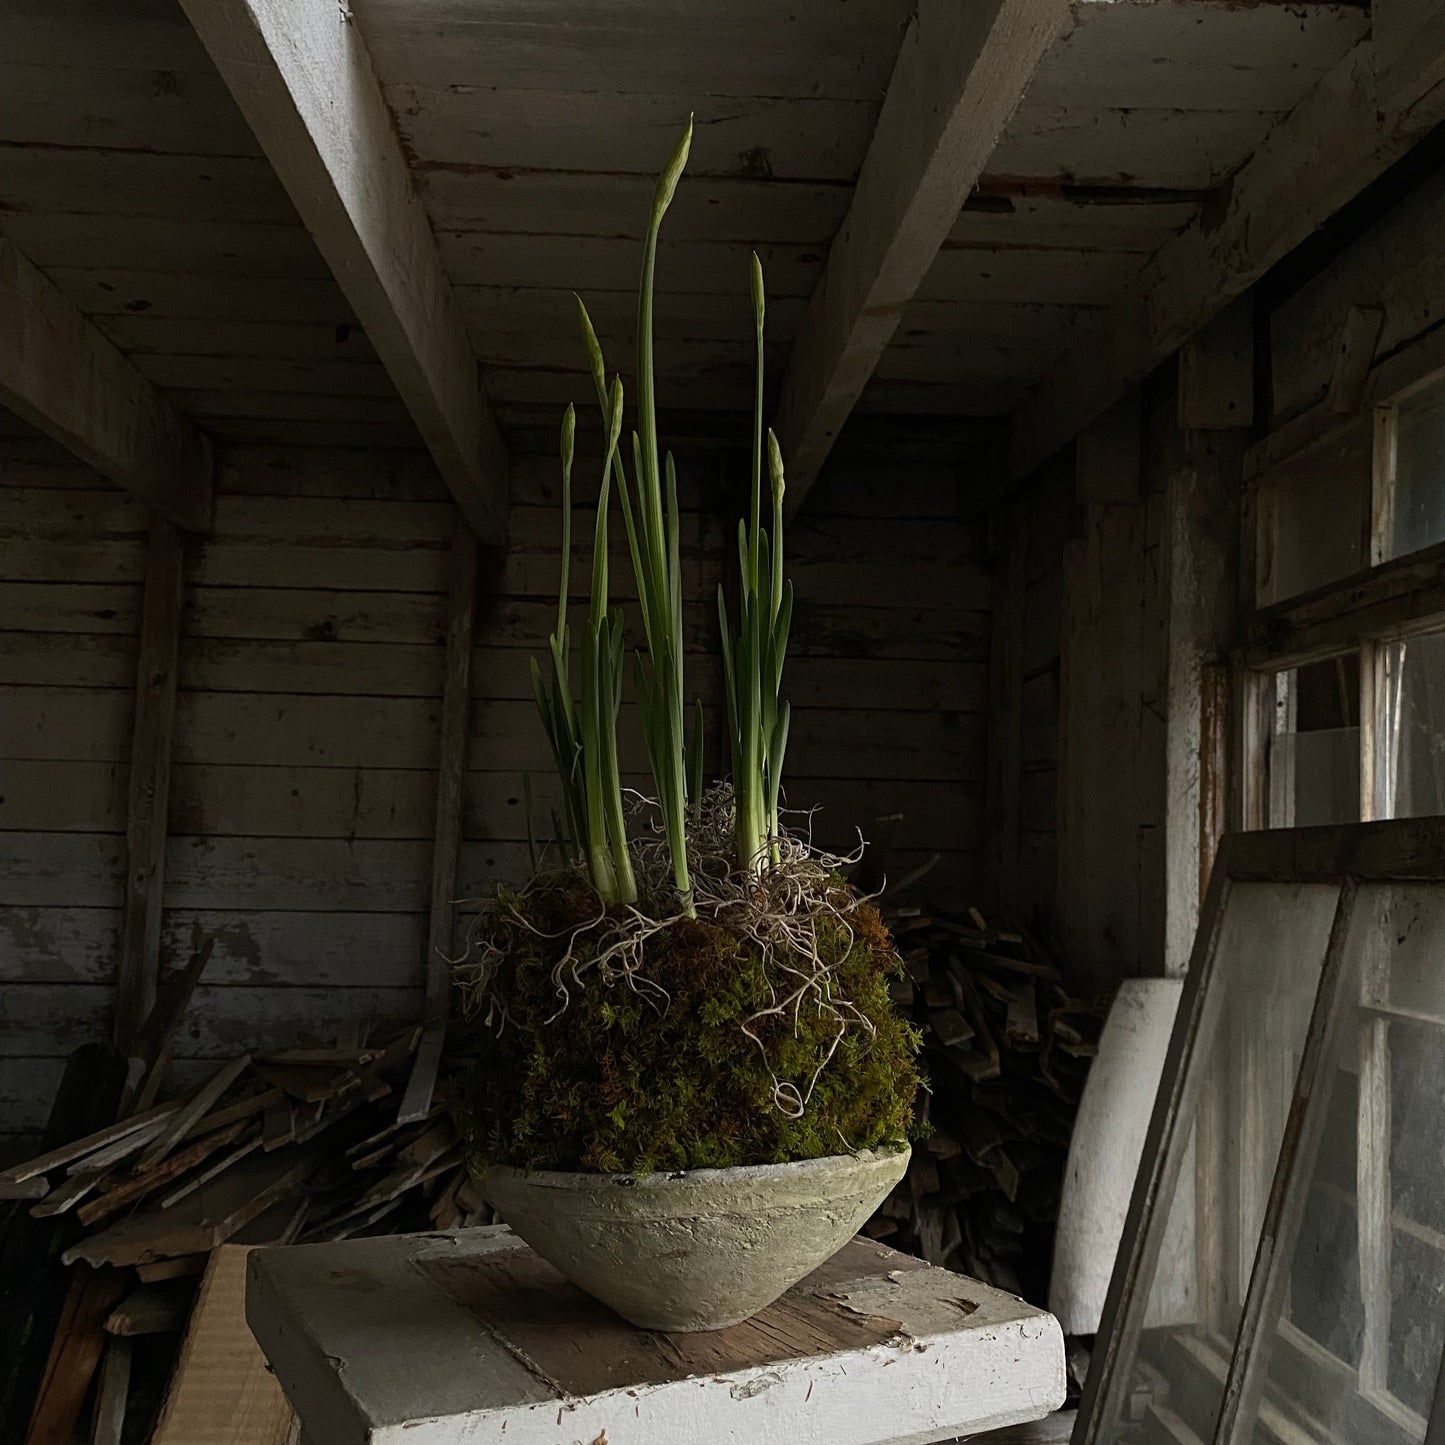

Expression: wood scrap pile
xmin=867 ymin=902 xmax=1106 ymax=1306
xmin=4 ymin=1024 xmax=490 ymax=1270
xmin=1 ymin=980 xmax=489 ymax=1444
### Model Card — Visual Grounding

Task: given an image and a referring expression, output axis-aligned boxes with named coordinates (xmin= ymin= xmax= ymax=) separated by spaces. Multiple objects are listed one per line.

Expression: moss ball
xmin=452 ymin=880 xmax=922 ymax=1174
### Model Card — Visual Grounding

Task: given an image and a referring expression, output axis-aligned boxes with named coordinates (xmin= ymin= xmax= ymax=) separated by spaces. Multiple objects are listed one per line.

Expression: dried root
xmin=455 ymin=783 xmax=888 ymax=1118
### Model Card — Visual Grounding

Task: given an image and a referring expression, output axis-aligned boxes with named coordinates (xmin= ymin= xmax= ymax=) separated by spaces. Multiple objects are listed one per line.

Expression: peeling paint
xmin=729 ymin=1370 xmax=785 ymax=1400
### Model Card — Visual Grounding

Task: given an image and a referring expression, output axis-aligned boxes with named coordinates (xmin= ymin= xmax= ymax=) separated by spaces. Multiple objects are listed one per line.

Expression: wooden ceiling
xmin=355 ymin=0 xmax=1367 ymax=421
xmin=902 ymin=0 xmax=1367 ymax=413
xmin=1 ymin=0 xmax=405 ymax=450
xmin=0 ymin=0 xmax=1372 ymax=460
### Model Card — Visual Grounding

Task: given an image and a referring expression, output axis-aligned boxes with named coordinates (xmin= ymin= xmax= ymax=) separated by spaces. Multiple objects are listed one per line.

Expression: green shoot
xmin=527 ymin=395 xmax=637 ymax=904
xmin=574 ymin=116 xmax=700 ymax=915
xmin=719 ymin=253 xmax=792 ymax=873
xmin=547 ymin=114 xmax=794 ymax=898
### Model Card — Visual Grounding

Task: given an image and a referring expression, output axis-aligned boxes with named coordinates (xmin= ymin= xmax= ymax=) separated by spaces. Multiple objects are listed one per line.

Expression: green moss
xmin=453 ymin=881 xmax=922 ymax=1174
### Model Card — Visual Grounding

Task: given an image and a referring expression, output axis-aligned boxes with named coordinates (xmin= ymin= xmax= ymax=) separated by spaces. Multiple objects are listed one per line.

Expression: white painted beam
xmin=1011 ymin=31 xmax=1445 ymax=478
xmin=178 ymin=0 xmax=509 ymax=543
xmin=0 ymin=237 xmax=211 ymax=531
xmin=774 ymin=0 xmax=1069 ymax=515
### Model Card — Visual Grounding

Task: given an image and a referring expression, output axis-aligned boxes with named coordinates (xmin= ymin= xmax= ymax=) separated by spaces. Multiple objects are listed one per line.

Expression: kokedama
xmin=454 ymin=117 xmax=921 ymax=1332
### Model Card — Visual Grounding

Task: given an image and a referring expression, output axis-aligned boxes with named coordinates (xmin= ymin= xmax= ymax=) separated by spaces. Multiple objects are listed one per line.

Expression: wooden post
xmin=986 ymin=499 xmax=1026 ymax=911
xmin=1057 ymin=393 xmax=1147 ymax=993
xmin=399 ymin=517 xmax=479 ymax=1124
xmin=1163 ymin=430 xmax=1245 ymax=974
xmin=1165 ymin=309 xmax=1249 ymax=975
xmin=116 ymin=518 xmax=186 ymax=1050
xmin=1198 ymin=661 xmax=1231 ymax=905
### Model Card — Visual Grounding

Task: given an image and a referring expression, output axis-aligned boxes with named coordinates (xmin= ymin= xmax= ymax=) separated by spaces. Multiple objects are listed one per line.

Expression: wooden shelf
xmin=246 ymin=1225 xmax=1065 ymax=1445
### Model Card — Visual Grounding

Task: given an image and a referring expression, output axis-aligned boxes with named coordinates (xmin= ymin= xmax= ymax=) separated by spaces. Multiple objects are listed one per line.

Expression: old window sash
xmin=1217 ymin=344 xmax=1445 ymax=1443
xmin=1240 ymin=342 xmax=1445 ymax=832
xmin=1073 ymin=819 xmax=1445 ymax=1445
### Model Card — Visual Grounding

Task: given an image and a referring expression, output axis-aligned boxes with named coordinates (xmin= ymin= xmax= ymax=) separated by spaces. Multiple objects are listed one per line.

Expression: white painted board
xmin=247 ymin=1226 xmax=1065 ymax=1445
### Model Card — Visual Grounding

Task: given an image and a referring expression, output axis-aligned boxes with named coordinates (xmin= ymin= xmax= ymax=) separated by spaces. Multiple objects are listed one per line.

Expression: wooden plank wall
xmin=1 ymin=427 xmax=147 ymax=1134
xmin=0 ymin=415 xmax=991 ymax=1141
xmin=990 ymin=386 xmax=1174 ymax=994
xmin=1017 ymin=452 xmax=1072 ymax=932
xmin=0 ymin=435 xmax=454 ymax=1140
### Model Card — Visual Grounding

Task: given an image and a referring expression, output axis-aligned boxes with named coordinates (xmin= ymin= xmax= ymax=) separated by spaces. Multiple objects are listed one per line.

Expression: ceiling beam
xmin=1010 ymin=17 xmax=1445 ymax=479
xmin=1376 ymin=0 xmax=1445 ymax=119
xmin=178 ymin=0 xmax=509 ymax=544
xmin=0 ymin=236 xmax=212 ymax=531
xmin=774 ymin=0 xmax=1070 ymax=518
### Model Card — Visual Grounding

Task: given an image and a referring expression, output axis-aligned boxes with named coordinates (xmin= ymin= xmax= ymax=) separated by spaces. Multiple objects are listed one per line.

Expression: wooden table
xmin=246 ymin=1225 xmax=1064 ymax=1445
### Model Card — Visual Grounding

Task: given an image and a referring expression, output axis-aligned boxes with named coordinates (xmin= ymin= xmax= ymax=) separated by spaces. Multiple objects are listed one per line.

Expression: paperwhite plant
xmin=532 ymin=115 xmax=794 ymax=906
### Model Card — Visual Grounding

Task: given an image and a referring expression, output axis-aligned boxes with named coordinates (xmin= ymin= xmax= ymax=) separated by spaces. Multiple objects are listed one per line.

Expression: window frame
xmin=1074 ymin=818 xmax=1445 ymax=1445
xmin=1240 ymin=349 xmax=1445 ymax=833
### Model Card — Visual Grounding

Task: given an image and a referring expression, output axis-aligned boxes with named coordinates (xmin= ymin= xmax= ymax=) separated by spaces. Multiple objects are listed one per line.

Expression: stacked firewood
xmin=866 ymin=903 xmax=1105 ymax=1306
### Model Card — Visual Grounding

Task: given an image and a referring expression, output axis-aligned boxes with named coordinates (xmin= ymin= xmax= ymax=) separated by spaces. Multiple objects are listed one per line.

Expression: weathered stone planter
xmin=482 ymin=1144 xmax=911 ymax=1331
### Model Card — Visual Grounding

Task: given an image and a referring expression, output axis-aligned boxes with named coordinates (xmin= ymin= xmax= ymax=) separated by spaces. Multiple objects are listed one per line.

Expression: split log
xmin=875 ymin=900 xmax=1101 ymax=1304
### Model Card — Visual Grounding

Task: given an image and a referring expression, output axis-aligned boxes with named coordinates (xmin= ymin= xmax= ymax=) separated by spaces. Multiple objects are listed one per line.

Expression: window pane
xmin=1248 ymin=1053 xmax=1373 ymax=1445
xmin=1244 ymin=884 xmax=1445 ymax=1445
xmin=1386 ymin=382 xmax=1445 ymax=561
xmin=1381 ymin=631 xmax=1445 ymax=818
xmin=1378 ymin=887 xmax=1445 ymax=1422
xmin=1256 ymin=417 xmax=1369 ymax=606
xmin=1103 ymin=882 xmax=1340 ymax=1444
xmin=1287 ymin=1068 xmax=1362 ymax=1366
xmin=1268 ymin=655 xmax=1361 ymax=827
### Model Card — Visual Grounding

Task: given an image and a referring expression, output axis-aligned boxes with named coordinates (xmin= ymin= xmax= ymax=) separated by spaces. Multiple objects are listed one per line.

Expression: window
xmin=1209 ymin=361 xmax=1445 ymax=1445
xmin=1381 ymin=380 xmax=1445 ymax=562
xmin=1076 ymin=823 xmax=1445 ymax=1445
xmin=1380 ymin=631 xmax=1445 ymax=818
xmin=1268 ymin=654 xmax=1361 ymax=827
xmin=1245 ymin=365 xmax=1445 ymax=831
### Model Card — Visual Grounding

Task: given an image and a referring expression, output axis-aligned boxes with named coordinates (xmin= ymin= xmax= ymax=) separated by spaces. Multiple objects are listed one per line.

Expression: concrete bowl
xmin=482 ymin=1144 xmax=911 ymax=1331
